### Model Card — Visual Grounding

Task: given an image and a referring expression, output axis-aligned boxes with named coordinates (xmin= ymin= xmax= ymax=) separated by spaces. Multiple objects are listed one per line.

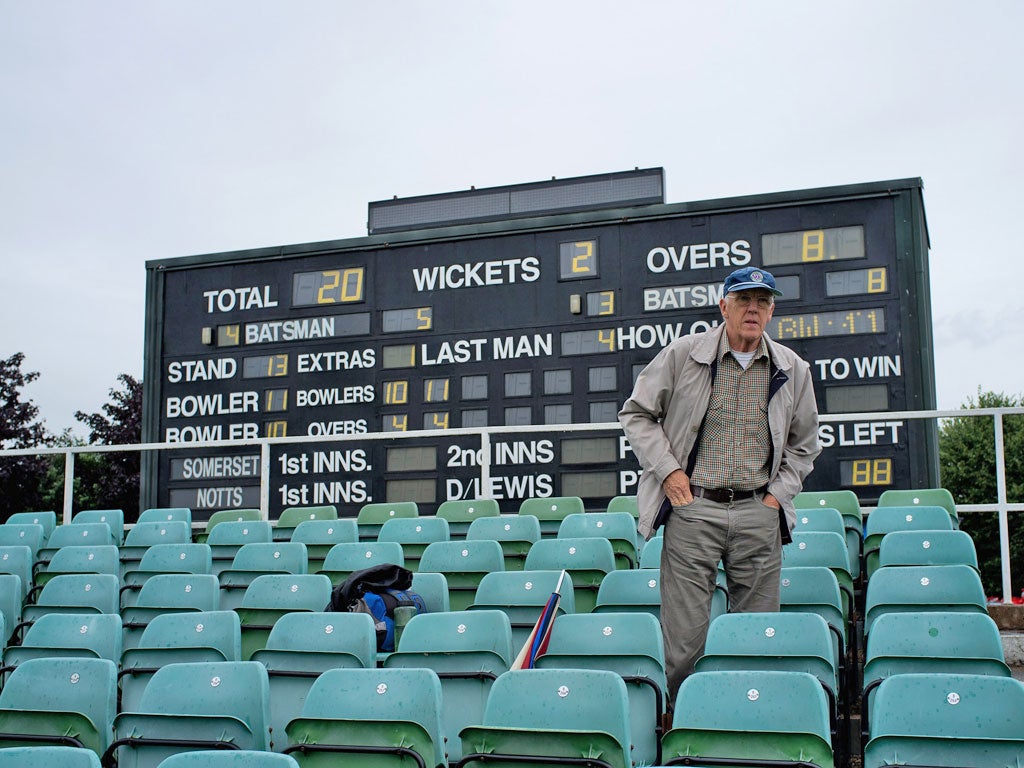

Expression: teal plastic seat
xmin=384 ymin=610 xmax=514 ymax=762
xmin=557 ymin=512 xmax=639 ymax=570
xmin=436 ymin=499 xmax=501 ymax=539
xmin=518 ymin=496 xmax=585 ymax=538
xmin=594 ymin=569 xmax=675 ymax=622
xmin=218 ymin=542 xmax=308 ymax=611
xmin=252 ymin=612 xmax=377 ymax=749
xmin=664 ymin=669 xmax=834 ymax=767
xmin=108 ymin=661 xmax=271 ymax=766
xmin=234 ymin=573 xmax=333 ymax=659
xmin=793 ymin=507 xmax=857 ymax=581
xmin=0 ymin=656 xmax=117 ymax=755
xmin=121 ymin=574 xmax=221 ymax=651
xmin=377 ymin=517 xmax=450 ymax=572
xmin=459 ymin=668 xmax=632 ymax=768
xmin=878 ymin=529 xmax=978 ymax=571
xmin=411 ymin=571 xmax=451 ymax=613
xmin=356 ymin=501 xmax=418 ymax=542
xmin=32 ymin=544 xmax=120 ymax=592
xmin=2 ymin=613 xmax=122 ymax=672
xmin=289 ymin=518 xmax=358 ymax=572
xmin=273 ymin=505 xmax=338 ymax=542
xmin=524 ymin=537 xmax=615 ymax=612
xmin=138 ymin=507 xmax=193 ymax=526
xmin=779 ymin=566 xmax=847 ymax=674
xmin=877 ymin=487 xmax=958 ymax=527
xmin=206 ymin=520 xmax=274 ymax=577
xmin=782 ymin=531 xmax=854 ymax=621
xmin=863 ymin=505 xmax=954 ymax=578
xmin=4 ymin=511 xmax=56 ymax=543
xmin=864 ymin=673 xmax=1024 ymax=768
xmin=120 ymin=521 xmax=192 ymax=575
xmin=795 ymin=490 xmax=863 ymax=580
xmin=283 ymin=667 xmax=445 ymax=768
xmin=155 ymin=751 xmax=300 ymax=768
xmin=469 ymin=570 xmax=575 ymax=649
xmin=418 ymin=539 xmax=505 ymax=610
xmin=194 ymin=509 xmax=261 ymax=544
xmin=316 ymin=541 xmax=405 ymax=585
xmin=20 ymin=573 xmax=120 ymax=630
xmin=605 ymin=495 xmax=637 ymax=517
xmin=37 ymin=523 xmax=116 ymax=570
xmin=863 ymin=564 xmax=987 ymax=637
xmin=0 ymin=574 xmax=20 ymax=644
xmin=465 ymin=515 xmax=540 ymax=571
xmin=0 ymin=544 xmax=34 ymax=601
xmin=121 ymin=543 xmax=214 ymax=608
xmin=0 ymin=524 xmax=46 ymax=562
xmin=72 ymin=509 xmax=125 ymax=546
xmin=120 ymin=610 xmax=241 ymax=713
xmin=0 ymin=745 xmax=103 ymax=767
xmin=638 ymin=537 xmax=662 ymax=569
xmin=535 ymin=612 xmax=665 ymax=766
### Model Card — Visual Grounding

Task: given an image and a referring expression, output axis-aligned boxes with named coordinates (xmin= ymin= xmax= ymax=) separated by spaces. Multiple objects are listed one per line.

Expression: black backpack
xmin=326 ymin=564 xmax=426 ymax=651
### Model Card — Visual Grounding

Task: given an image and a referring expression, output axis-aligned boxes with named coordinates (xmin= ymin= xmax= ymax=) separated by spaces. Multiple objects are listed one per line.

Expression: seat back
xmin=436 ymin=499 xmax=501 ymax=539
xmin=120 ymin=574 xmax=221 ymax=651
xmin=470 ymin=570 xmax=575 ymax=648
xmin=72 ymin=510 xmax=125 ymax=546
xmin=235 ymin=574 xmax=333 ymax=659
xmin=289 ymin=518 xmax=358 ymax=571
xmin=273 ymin=505 xmax=338 ymax=541
xmin=3 ymin=612 xmax=122 ymax=668
xmin=411 ymin=571 xmax=451 ymax=613
xmin=524 ymin=537 xmax=615 ymax=612
xmin=863 ymin=506 xmax=955 ymax=578
xmin=317 ymin=541 xmax=405 ymax=585
xmin=605 ymin=495 xmax=637 ymax=517
xmin=34 ymin=544 xmax=120 ymax=589
xmin=122 ymin=543 xmax=214 ymax=608
xmin=418 ymin=540 xmax=505 ymax=610
xmin=877 ymin=487 xmax=958 ymax=526
xmin=863 ymin=564 xmax=987 ymax=636
xmin=219 ymin=542 xmax=308 ymax=611
xmin=0 ymin=524 xmax=46 ymax=561
xmin=782 ymin=531 xmax=853 ymax=620
xmin=0 ymin=574 xmax=20 ymax=644
xmin=0 ymin=545 xmax=34 ymax=600
xmin=138 ymin=507 xmax=193 ymax=526
xmin=557 ymin=512 xmax=638 ymax=569
xmin=377 ymin=517 xmax=450 ymax=572
xmin=22 ymin=573 xmax=120 ymax=623
xmin=39 ymin=524 xmax=116 ymax=566
xmin=206 ymin=520 xmax=274 ymax=576
xmin=0 ymin=745 xmax=104 ymax=767
xmin=794 ymin=490 xmax=863 ymax=580
xmin=638 ymin=536 xmax=663 ymax=569
xmin=154 ymin=751 xmax=299 ymax=768
xmin=779 ymin=566 xmax=847 ymax=660
xmin=593 ymin=569 xmax=667 ymax=621
xmin=121 ymin=521 xmax=192 ymax=576
xmin=465 ymin=515 xmax=540 ymax=571
xmin=518 ymin=496 xmax=585 ymax=537
xmin=4 ymin=511 xmax=56 ymax=542
xmin=356 ymin=501 xmax=418 ymax=541
xmin=877 ymin=529 xmax=978 ymax=571
xmin=195 ymin=508 xmax=261 ymax=544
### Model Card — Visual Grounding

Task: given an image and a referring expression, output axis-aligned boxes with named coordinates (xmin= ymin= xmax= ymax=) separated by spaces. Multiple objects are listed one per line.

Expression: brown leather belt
xmin=690 ymin=485 xmax=767 ymax=504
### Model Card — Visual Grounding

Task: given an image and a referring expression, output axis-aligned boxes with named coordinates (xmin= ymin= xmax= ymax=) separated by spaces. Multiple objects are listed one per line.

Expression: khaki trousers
xmin=660 ymin=494 xmax=783 ymax=703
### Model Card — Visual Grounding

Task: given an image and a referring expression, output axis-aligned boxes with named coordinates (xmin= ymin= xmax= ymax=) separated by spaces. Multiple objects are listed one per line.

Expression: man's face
xmin=719 ymin=289 xmax=775 ymax=351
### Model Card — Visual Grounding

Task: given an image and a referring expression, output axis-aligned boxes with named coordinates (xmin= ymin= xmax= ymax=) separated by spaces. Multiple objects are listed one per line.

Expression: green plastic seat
xmin=138 ymin=507 xmax=193 ymax=526
xmin=524 ymin=537 xmax=615 ymax=613
xmin=557 ymin=512 xmax=639 ymax=570
xmin=120 ymin=521 xmax=192 ymax=575
xmin=121 ymin=543 xmax=214 ymax=608
xmin=234 ymin=573 xmax=333 ymax=659
xmin=385 ymin=610 xmax=514 ymax=762
xmin=316 ymin=541 xmax=405 ymax=586
xmin=0 ymin=656 xmax=117 ymax=755
xmin=4 ymin=511 xmax=57 ymax=543
xmin=284 ymin=666 xmax=446 ymax=768
xmin=356 ymin=501 xmax=418 ymax=542
xmin=20 ymin=574 xmax=120 ymax=631
xmin=863 ymin=564 xmax=987 ymax=637
xmin=793 ymin=507 xmax=858 ymax=581
xmin=251 ymin=612 xmax=378 ymax=750
xmin=0 ymin=524 xmax=46 ymax=562
xmin=664 ymin=669 xmax=834 ymax=767
xmin=218 ymin=542 xmax=309 ymax=611
xmin=206 ymin=520 xmax=274 ymax=577
xmin=72 ymin=509 xmax=125 ymax=546
xmin=518 ymin=496 xmax=585 ymax=538
xmin=0 ymin=545 xmax=34 ymax=601
xmin=155 ymin=751 xmax=299 ymax=768
xmin=465 ymin=515 xmax=541 ymax=571
xmin=863 ymin=505 xmax=955 ymax=578
xmin=878 ymin=529 xmax=978 ymax=571
xmin=273 ymin=505 xmax=338 ymax=542
xmin=469 ymin=570 xmax=575 ymax=649
xmin=32 ymin=544 xmax=120 ymax=592
xmin=194 ymin=508 xmax=261 ymax=544
xmin=418 ymin=539 xmax=505 ymax=610
xmin=289 ymin=519 xmax=359 ymax=572
xmin=120 ymin=610 xmax=242 ymax=713
xmin=779 ymin=566 xmax=847 ymax=671
xmin=37 ymin=523 xmax=116 ymax=570
xmin=795 ymin=491 xmax=863 ymax=579
xmin=2 ymin=613 xmax=122 ymax=672
xmin=594 ymin=569 xmax=670 ymax=622
xmin=459 ymin=668 xmax=632 ymax=768
xmin=436 ymin=499 xmax=501 ymax=539
xmin=877 ymin=487 xmax=958 ymax=527
xmin=535 ymin=612 xmax=665 ymax=766
xmin=108 ymin=661 xmax=271 ymax=766
xmin=0 ymin=745 xmax=103 ymax=767
xmin=377 ymin=517 xmax=450 ymax=572
xmin=864 ymin=673 xmax=1024 ymax=768
xmin=605 ymin=495 xmax=637 ymax=517
xmin=121 ymin=574 xmax=221 ymax=651
xmin=782 ymin=531 xmax=854 ymax=622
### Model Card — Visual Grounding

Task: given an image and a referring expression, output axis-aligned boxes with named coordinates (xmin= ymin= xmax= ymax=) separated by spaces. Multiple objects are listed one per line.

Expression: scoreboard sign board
xmin=141 ymin=173 xmax=935 ymax=519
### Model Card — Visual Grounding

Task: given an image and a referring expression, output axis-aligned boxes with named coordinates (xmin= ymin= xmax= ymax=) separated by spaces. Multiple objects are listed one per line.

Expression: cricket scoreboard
xmin=141 ymin=170 xmax=936 ymax=519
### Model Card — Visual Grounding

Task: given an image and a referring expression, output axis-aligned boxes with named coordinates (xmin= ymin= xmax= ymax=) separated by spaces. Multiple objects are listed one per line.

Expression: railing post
xmin=480 ymin=430 xmax=492 ymax=500
xmin=62 ymin=450 xmax=75 ymax=523
xmin=994 ymin=413 xmax=1013 ymax=603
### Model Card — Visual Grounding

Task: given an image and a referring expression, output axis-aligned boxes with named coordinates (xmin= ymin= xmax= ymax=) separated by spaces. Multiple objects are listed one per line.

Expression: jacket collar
xmin=689 ymin=323 xmax=794 ymax=372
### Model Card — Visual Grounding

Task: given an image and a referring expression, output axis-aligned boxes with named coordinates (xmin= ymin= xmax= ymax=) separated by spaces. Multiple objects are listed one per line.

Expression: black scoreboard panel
xmin=142 ymin=177 xmax=935 ymax=519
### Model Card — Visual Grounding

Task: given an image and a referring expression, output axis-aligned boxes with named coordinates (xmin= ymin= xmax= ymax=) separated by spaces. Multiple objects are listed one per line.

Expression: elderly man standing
xmin=619 ymin=265 xmax=821 ymax=702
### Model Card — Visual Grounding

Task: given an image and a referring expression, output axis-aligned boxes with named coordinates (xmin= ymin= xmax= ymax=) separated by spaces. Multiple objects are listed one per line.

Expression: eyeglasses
xmin=729 ymin=293 xmax=774 ymax=309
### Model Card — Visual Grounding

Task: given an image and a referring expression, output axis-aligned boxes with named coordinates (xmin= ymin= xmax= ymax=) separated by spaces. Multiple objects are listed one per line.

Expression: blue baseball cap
xmin=723 ymin=266 xmax=783 ymax=296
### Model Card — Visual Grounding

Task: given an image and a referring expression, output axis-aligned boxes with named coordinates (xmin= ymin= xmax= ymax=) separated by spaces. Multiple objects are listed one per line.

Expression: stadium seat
xmin=120 ymin=574 xmax=221 ymax=651
xmin=36 ymin=523 xmax=116 ymax=570
xmin=469 ymin=570 xmax=575 ymax=649
xmin=206 ymin=520 xmax=274 ymax=576
xmin=782 ymin=531 xmax=854 ymax=621
xmin=0 ymin=656 xmax=117 ymax=755
xmin=120 ymin=521 xmax=192 ymax=575
xmin=663 ymin=669 xmax=834 ymax=767
xmin=0 ymin=745 xmax=103 ymax=767
xmin=218 ymin=542 xmax=308 ymax=611
xmin=120 ymin=543 xmax=214 ymax=608
xmin=863 ymin=673 xmax=1024 ymax=767
xmin=356 ymin=501 xmax=418 ymax=542
xmin=384 ymin=610 xmax=514 ymax=762
xmin=155 ymin=751 xmax=300 ymax=768
xmin=273 ymin=504 xmax=338 ymax=542
xmin=0 ymin=524 xmax=46 ymax=562
xmin=863 ymin=564 xmax=987 ymax=638
xmin=417 ymin=539 xmax=505 ymax=610
xmin=863 ymin=504 xmax=954 ymax=578
xmin=459 ymin=668 xmax=632 ymax=768
xmin=72 ymin=509 xmax=125 ymax=546
xmin=377 ymin=517 xmax=450 ymax=572
xmin=251 ymin=612 xmax=378 ymax=749
xmin=638 ymin=536 xmax=662 ymax=569
xmin=120 ymin=610 xmax=241 ymax=714
xmin=557 ymin=512 xmax=639 ymax=570
xmin=316 ymin=541 xmax=405 ymax=585
xmin=877 ymin=486 xmax=959 ymax=527
xmin=794 ymin=490 xmax=863 ymax=580
xmin=233 ymin=573 xmax=333 ymax=659
xmin=138 ymin=507 xmax=193 ymax=526
xmin=31 ymin=544 xmax=120 ymax=592
xmin=0 ymin=544 xmax=34 ymax=601
xmin=288 ymin=518 xmax=358 ymax=572
xmin=605 ymin=495 xmax=637 ymax=517
xmin=283 ymin=667 xmax=446 ymax=767
xmin=593 ymin=569 xmax=661 ymax=621
xmin=436 ymin=498 xmax=501 ymax=539
xmin=535 ymin=612 xmax=666 ymax=766
xmin=20 ymin=573 xmax=120 ymax=632
xmin=194 ymin=508 xmax=261 ymax=544
xmin=411 ymin=571 xmax=451 ymax=613
xmin=877 ymin=528 xmax=978 ymax=571
xmin=465 ymin=515 xmax=540 ymax=571
xmin=518 ymin=495 xmax=585 ymax=538
xmin=0 ymin=574 xmax=20 ymax=644
xmin=779 ymin=566 xmax=848 ymax=686
xmin=2 ymin=613 xmax=122 ymax=676
xmin=4 ymin=511 xmax=56 ymax=543
xmin=524 ymin=537 xmax=615 ymax=612
xmin=107 ymin=661 xmax=271 ymax=766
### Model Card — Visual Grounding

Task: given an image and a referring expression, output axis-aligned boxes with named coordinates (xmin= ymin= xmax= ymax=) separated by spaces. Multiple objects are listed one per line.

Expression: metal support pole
xmin=62 ymin=450 xmax=75 ymax=523
xmin=994 ymin=414 xmax=1013 ymax=603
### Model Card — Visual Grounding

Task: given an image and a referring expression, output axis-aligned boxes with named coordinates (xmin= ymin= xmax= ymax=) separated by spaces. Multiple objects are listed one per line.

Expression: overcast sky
xmin=2 ymin=1 xmax=1021 ymax=437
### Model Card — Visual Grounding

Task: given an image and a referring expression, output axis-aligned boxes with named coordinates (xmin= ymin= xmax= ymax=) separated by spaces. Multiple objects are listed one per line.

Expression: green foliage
xmin=938 ymin=388 xmax=1024 ymax=598
xmin=0 ymin=352 xmax=53 ymax=518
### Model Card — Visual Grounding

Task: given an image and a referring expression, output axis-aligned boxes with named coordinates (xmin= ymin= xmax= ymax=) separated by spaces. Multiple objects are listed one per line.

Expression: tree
xmin=0 ymin=352 xmax=53 ymax=518
xmin=938 ymin=389 xmax=1024 ymax=598
xmin=74 ymin=374 xmax=143 ymax=520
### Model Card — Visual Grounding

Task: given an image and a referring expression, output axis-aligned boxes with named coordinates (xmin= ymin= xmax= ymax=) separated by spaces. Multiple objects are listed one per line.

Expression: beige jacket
xmin=619 ymin=323 xmax=821 ymax=541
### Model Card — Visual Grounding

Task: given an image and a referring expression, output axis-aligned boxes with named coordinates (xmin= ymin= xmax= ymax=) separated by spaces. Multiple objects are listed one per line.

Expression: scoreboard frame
xmin=141 ymin=174 xmax=935 ymax=518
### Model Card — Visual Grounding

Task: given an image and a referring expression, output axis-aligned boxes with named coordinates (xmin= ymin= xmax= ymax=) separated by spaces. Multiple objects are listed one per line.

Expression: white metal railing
xmin=2 ymin=407 xmax=1022 ymax=601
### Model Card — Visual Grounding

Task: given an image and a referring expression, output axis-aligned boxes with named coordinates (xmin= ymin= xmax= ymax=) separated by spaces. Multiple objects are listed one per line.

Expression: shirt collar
xmin=717 ymin=331 xmax=769 ymax=363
